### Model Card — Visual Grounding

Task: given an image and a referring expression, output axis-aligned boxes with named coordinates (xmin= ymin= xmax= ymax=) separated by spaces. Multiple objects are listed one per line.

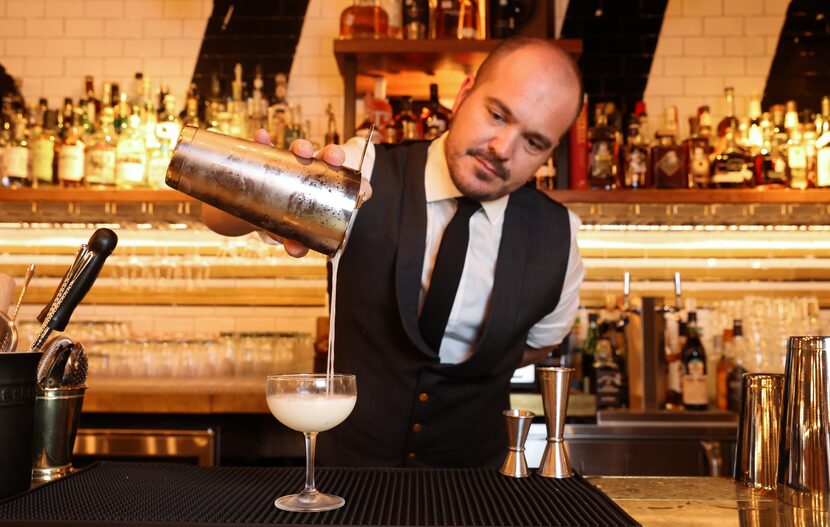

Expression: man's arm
xmin=519 ymin=344 xmax=557 ymax=367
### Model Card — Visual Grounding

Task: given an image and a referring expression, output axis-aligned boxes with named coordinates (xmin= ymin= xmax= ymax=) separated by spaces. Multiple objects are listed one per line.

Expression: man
xmin=203 ymin=37 xmax=584 ymax=468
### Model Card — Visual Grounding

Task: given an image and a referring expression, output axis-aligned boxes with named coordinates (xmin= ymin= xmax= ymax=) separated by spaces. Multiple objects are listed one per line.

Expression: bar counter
xmin=1 ymin=462 xmax=826 ymax=526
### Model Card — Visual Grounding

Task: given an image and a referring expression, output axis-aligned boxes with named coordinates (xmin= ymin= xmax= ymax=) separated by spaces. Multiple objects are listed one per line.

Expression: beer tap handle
xmin=623 ymin=272 xmax=631 ymax=311
xmin=674 ymin=272 xmax=682 ymax=311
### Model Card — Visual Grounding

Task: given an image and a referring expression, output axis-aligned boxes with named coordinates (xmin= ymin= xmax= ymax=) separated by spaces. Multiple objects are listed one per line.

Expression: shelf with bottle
xmin=569 ymin=89 xmax=830 ymax=196
xmin=334 ymin=38 xmax=582 ymax=137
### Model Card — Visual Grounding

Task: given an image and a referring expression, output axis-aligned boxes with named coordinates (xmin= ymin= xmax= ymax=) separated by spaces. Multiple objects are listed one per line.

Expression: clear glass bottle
xmin=324 ymin=102 xmax=340 ymax=145
xmin=716 ymin=86 xmax=738 ymax=140
xmin=755 ymin=112 xmax=788 ymax=187
xmin=3 ymin=107 xmax=30 ymax=188
xmin=788 ymin=124 xmax=809 ymax=189
xmin=340 ymin=0 xmax=390 ymax=38
xmin=84 ymin=107 xmax=117 ymax=188
xmin=31 ymin=109 xmax=57 ymax=187
xmin=711 ymin=127 xmax=753 ymax=188
xmin=681 ymin=311 xmax=708 ymax=411
xmin=622 ymin=119 xmax=649 ymax=188
xmin=57 ymin=112 xmax=86 ymax=187
xmin=457 ymin=0 xmax=478 ymax=39
xmin=652 ymin=106 xmax=688 ymax=188
xmin=588 ymin=104 xmax=621 ymax=190
xmin=686 ymin=115 xmax=711 ymax=188
xmin=115 ymin=114 xmax=147 ymax=188
xmin=784 ymin=100 xmax=799 ymax=135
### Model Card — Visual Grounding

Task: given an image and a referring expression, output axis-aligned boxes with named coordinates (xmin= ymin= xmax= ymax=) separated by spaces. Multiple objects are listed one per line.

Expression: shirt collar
xmin=424 ymin=132 xmax=509 ymax=226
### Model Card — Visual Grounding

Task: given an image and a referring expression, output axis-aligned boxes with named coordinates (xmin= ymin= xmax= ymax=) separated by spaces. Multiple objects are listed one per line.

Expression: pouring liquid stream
xmin=325 ymin=126 xmax=373 ymax=395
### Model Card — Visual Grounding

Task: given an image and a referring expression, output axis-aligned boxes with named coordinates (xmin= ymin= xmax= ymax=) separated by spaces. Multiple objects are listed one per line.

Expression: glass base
xmin=274 ymin=491 xmax=345 ymax=512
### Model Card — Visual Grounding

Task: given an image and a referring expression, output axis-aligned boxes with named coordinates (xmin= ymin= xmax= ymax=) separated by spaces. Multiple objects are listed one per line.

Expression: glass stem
xmin=303 ymin=432 xmax=318 ymax=495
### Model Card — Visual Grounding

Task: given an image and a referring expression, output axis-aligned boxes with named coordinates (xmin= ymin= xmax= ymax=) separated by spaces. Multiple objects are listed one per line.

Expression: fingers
xmin=283 ymin=239 xmax=310 ymax=258
xmin=359 ymin=177 xmax=373 ymax=202
xmin=289 ymin=138 xmax=315 ymax=159
xmin=253 ymin=128 xmax=272 ymax=146
xmin=317 ymin=144 xmax=345 ymax=167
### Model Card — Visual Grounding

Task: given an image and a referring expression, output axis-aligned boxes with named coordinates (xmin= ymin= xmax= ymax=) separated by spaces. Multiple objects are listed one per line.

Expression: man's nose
xmin=488 ymin=127 xmax=515 ymax=160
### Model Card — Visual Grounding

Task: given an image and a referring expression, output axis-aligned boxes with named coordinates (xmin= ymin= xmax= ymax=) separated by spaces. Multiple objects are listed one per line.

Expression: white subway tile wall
xmin=644 ymin=0 xmax=790 ymax=137
xmin=0 ymin=0 xmax=211 ymax=109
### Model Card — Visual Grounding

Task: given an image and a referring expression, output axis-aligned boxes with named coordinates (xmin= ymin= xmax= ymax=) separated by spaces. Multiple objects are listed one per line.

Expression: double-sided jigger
xmin=537 ymin=367 xmax=574 ymax=478
xmin=500 ymin=409 xmax=535 ymax=478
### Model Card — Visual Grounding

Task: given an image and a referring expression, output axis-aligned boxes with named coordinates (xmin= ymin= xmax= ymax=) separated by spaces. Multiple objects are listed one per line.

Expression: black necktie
xmin=419 ymin=197 xmax=481 ymax=352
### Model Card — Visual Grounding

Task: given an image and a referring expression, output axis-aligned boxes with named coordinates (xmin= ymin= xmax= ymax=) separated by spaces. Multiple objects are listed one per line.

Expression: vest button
xmin=412 ymin=423 xmax=423 ymax=432
xmin=418 ymin=393 xmax=429 ymax=402
xmin=407 ymin=452 xmax=416 ymax=461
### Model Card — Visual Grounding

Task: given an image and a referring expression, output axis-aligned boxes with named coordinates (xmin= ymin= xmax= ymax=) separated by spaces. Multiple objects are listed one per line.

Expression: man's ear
xmin=451 ymin=75 xmax=476 ymax=114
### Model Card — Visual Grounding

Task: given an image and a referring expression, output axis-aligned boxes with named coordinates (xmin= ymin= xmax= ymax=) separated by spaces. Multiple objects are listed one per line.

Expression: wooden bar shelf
xmin=0 ymin=188 xmax=195 ymax=203
xmin=544 ymin=188 xmax=830 ymax=204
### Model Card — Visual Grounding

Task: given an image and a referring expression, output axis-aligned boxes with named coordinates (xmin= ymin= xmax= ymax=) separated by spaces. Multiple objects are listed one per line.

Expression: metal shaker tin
xmin=166 ymin=126 xmax=363 ymax=256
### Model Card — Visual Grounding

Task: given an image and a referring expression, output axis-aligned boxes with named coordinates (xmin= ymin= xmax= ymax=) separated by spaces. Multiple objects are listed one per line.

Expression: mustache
xmin=466 ymin=149 xmax=509 ymax=180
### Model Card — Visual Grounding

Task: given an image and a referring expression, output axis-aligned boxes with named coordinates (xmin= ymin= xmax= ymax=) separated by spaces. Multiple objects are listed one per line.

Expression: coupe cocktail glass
xmin=265 ymin=374 xmax=357 ymax=512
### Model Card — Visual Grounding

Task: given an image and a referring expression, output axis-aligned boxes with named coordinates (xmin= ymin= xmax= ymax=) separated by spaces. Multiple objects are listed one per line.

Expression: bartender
xmin=203 ymin=37 xmax=585 ymax=468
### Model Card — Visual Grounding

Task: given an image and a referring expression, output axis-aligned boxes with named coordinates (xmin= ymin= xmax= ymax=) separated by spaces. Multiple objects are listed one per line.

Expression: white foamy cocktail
xmin=267 ymin=393 xmax=356 ymax=433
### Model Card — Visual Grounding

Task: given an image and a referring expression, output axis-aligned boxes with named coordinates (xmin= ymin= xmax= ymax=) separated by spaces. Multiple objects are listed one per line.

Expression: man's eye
xmin=488 ymin=110 xmax=503 ymax=121
xmin=527 ymin=139 xmax=542 ymax=151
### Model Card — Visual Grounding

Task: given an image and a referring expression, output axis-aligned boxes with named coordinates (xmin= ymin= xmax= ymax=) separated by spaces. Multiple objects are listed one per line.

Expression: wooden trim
xmin=545 ymin=188 xmax=830 ymax=204
xmin=0 ymin=188 xmax=196 ymax=203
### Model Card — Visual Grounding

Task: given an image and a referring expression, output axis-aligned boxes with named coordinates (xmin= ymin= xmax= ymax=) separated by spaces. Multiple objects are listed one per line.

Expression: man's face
xmin=444 ymin=49 xmax=579 ymax=201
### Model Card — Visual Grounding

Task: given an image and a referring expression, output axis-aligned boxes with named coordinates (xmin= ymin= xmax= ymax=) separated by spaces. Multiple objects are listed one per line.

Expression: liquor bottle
xmin=587 ymin=103 xmax=620 ymax=189
xmin=268 ymin=73 xmax=290 ymax=148
xmin=114 ymin=92 xmax=129 ymax=135
xmin=805 ymin=123 xmax=818 ymax=188
xmin=421 ymin=83 xmax=451 ymax=140
xmin=59 ymin=98 xmax=74 ymax=140
xmin=148 ymin=95 xmax=182 ymax=189
xmin=182 ymin=89 xmax=201 ymax=128
xmin=747 ymin=92 xmax=763 ymax=149
xmin=433 ymin=0 xmax=460 ymax=38
xmin=78 ymin=98 xmax=94 ymax=138
xmin=84 ymin=107 xmax=117 ymax=188
xmin=389 ymin=96 xmax=421 ymax=143
xmin=403 ymin=0 xmax=429 ymax=39
xmin=84 ymin=75 xmax=100 ymax=126
xmin=622 ymin=118 xmax=649 ymax=188
xmin=31 ymin=109 xmax=57 ymax=187
xmin=490 ymin=0 xmax=516 ymax=38
xmin=3 ymin=107 xmax=30 ymax=188
xmin=652 ymin=106 xmax=688 ymax=188
xmin=755 ymin=112 xmax=788 ymax=187
xmin=716 ymin=87 xmax=738 ymax=139
xmin=726 ymin=320 xmax=748 ymax=412
xmin=715 ymin=328 xmax=734 ymax=411
xmin=593 ymin=337 xmax=623 ymax=410
xmin=582 ymin=313 xmax=599 ymax=394
xmin=788 ymin=124 xmax=809 ymax=189
xmin=784 ymin=100 xmax=799 ymax=135
xmin=340 ymin=0 xmax=390 ymax=39
xmin=665 ymin=320 xmax=685 ymax=409
xmin=686 ymin=115 xmax=711 ymax=188
xmin=129 ymin=72 xmax=145 ymax=108
xmin=101 ymin=81 xmax=113 ymax=110
xmin=283 ymin=104 xmax=302 ymax=146
xmin=57 ymin=112 xmax=85 ymax=187
xmin=681 ymin=311 xmax=708 ymax=411
xmin=324 ymin=102 xmax=340 ymax=145
xmin=457 ymin=0 xmax=478 ymax=39
xmin=569 ymin=94 xmax=589 ymax=190
xmin=711 ymin=127 xmax=753 ymax=188
xmin=382 ymin=0 xmax=402 ymax=37
xmin=115 ymin=114 xmax=147 ymax=188
xmin=817 ymin=96 xmax=830 ymax=188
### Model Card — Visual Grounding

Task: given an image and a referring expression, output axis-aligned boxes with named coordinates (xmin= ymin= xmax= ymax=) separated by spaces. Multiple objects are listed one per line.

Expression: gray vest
xmin=318 ymin=141 xmax=572 ymax=467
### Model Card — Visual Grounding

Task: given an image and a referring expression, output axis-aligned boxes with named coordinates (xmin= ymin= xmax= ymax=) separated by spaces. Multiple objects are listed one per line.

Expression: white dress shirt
xmin=341 ymin=133 xmax=584 ymax=364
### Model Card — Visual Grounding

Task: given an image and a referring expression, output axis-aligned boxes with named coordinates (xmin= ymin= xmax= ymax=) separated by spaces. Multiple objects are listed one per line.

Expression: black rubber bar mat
xmin=0 ymin=461 xmax=640 ymax=526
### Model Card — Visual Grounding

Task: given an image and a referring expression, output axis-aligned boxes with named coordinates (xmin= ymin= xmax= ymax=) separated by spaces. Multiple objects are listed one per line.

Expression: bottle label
xmin=85 ymin=149 xmax=116 ymax=184
xmin=656 ymin=150 xmax=682 ymax=178
xmin=789 ymin=145 xmax=807 ymax=169
xmin=727 ymin=365 xmax=747 ymax=413
xmin=32 ymin=140 xmax=55 ymax=183
xmin=712 ymin=158 xmax=752 ymax=184
xmin=590 ymin=141 xmax=613 ymax=176
xmin=116 ymin=161 xmax=146 ymax=185
xmin=682 ymin=358 xmax=708 ymax=406
xmin=595 ymin=366 xmax=622 ymax=409
xmin=58 ymin=143 xmax=85 ymax=182
xmin=626 ymin=148 xmax=648 ymax=188
xmin=4 ymin=146 xmax=28 ymax=178
xmin=690 ymin=145 xmax=710 ymax=181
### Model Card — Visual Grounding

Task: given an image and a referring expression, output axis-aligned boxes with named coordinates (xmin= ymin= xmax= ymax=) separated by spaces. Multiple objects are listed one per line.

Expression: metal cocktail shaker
xmin=778 ymin=336 xmax=830 ymax=511
xmin=734 ymin=373 xmax=784 ymax=491
xmin=166 ymin=126 xmax=364 ymax=257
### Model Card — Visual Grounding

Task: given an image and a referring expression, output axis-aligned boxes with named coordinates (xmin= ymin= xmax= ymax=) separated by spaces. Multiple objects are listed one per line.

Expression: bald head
xmin=472 ymin=37 xmax=584 ymax=128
